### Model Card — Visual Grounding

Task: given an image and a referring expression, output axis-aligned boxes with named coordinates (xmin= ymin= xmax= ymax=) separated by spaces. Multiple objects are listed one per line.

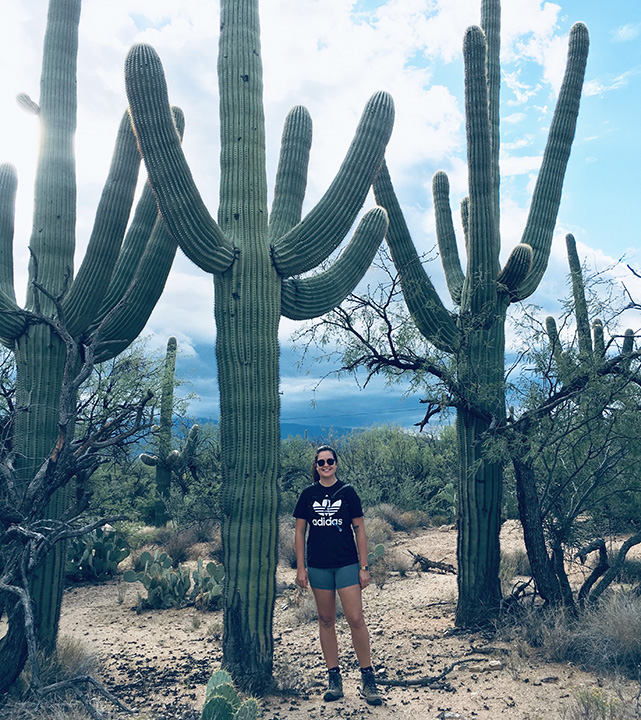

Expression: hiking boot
xmin=323 ymin=671 xmax=343 ymax=701
xmin=360 ymin=670 xmax=382 ymax=706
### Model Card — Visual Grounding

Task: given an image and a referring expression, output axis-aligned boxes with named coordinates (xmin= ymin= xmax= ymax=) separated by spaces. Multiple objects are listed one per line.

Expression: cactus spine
xmin=0 ymin=0 xmax=178 ymax=688
xmin=124 ymin=0 xmax=394 ymax=691
xmin=374 ymin=0 xmax=588 ymax=626
xmin=139 ymin=336 xmax=199 ymax=526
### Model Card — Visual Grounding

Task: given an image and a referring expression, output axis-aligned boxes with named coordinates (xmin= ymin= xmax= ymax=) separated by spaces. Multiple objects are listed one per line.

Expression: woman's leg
xmin=337 ymin=583 xmax=372 ymax=667
xmin=311 ymin=587 xmax=339 ymax=668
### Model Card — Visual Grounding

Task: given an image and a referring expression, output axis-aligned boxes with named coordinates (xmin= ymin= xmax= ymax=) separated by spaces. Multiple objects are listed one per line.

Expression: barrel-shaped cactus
xmin=0 ymin=0 xmax=178 ymax=689
xmin=124 ymin=0 xmax=394 ymax=690
xmin=374 ymin=0 xmax=588 ymax=626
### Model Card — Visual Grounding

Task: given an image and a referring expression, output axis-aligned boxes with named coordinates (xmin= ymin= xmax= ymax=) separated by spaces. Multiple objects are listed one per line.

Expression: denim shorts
xmin=308 ymin=563 xmax=360 ymax=591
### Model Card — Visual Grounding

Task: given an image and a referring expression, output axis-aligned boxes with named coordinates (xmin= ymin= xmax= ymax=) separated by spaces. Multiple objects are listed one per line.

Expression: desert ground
xmin=58 ymin=521 xmax=640 ymax=719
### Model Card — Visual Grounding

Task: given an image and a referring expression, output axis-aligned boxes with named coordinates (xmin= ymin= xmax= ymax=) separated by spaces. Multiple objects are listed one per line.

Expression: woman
xmin=293 ymin=445 xmax=382 ymax=706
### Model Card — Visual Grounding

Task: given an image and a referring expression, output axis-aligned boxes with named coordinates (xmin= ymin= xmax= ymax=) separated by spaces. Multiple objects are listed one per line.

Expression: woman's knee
xmin=318 ymin=613 xmax=336 ymax=629
xmin=345 ymin=611 xmax=366 ymax=631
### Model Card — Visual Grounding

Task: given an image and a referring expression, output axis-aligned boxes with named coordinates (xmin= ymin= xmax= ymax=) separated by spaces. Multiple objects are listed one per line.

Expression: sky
xmin=0 ymin=0 xmax=639 ymax=431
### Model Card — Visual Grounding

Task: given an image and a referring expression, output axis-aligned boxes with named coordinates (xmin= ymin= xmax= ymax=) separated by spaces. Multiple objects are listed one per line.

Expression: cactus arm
xmin=87 ymin=108 xmax=185 ymax=337
xmin=481 ymin=0 xmax=501 ymax=233
xmin=124 ymin=44 xmax=235 ymax=274
xmin=26 ymin=0 xmax=80 ymax=311
xmin=91 ymin=215 xmax=178 ymax=363
xmin=268 ymin=106 xmax=312 ymax=241
xmin=62 ymin=111 xmax=142 ymax=336
xmin=432 ymin=171 xmax=464 ymax=306
xmin=497 ymin=243 xmax=533 ymax=298
xmin=374 ymin=162 xmax=460 ymax=353
xmin=271 ymin=91 xmax=395 ymax=277
xmin=0 ymin=164 xmax=25 ymax=341
xmin=281 ymin=207 xmax=388 ymax=320
xmin=566 ymin=233 xmax=592 ymax=356
xmin=463 ymin=26 xmax=499 ymax=308
xmin=515 ymin=23 xmax=589 ymax=300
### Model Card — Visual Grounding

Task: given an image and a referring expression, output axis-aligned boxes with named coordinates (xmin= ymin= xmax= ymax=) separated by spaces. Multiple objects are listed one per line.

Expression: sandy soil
xmin=58 ymin=521 xmax=639 ymax=719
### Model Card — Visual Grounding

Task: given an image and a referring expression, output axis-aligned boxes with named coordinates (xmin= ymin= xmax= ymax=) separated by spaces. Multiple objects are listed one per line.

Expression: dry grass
xmin=0 ymin=637 xmax=103 ymax=720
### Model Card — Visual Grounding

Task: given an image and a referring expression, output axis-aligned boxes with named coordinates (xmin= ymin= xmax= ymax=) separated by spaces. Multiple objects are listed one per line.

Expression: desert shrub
xmin=364 ymin=515 xmax=394 ymax=545
xmin=501 ymin=591 xmax=641 ymax=675
xmin=569 ymin=592 xmax=641 ymax=673
xmin=387 ymin=548 xmax=413 ymax=576
xmin=617 ymin=558 xmax=641 ymax=586
xmin=278 ymin=516 xmax=297 ymax=569
xmin=499 ymin=549 xmax=531 ymax=590
xmin=562 ymin=687 xmax=638 ymax=720
xmin=0 ymin=637 xmax=103 ymax=720
xmin=163 ymin=528 xmax=199 ymax=566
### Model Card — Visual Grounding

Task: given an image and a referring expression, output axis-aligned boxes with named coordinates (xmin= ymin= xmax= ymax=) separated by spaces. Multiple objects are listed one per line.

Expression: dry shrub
xmin=364 ymin=516 xmax=394 ymax=545
xmin=367 ymin=504 xmax=429 ymax=532
xmin=0 ymin=637 xmax=103 ymax=720
xmin=562 ymin=686 xmax=638 ymax=720
xmin=501 ymin=591 xmax=641 ymax=675
xmin=499 ymin=549 xmax=531 ymax=590
xmin=163 ymin=528 xmax=198 ymax=565
xmin=387 ymin=548 xmax=413 ymax=577
xmin=278 ymin=516 xmax=297 ymax=569
xmin=570 ymin=592 xmax=641 ymax=673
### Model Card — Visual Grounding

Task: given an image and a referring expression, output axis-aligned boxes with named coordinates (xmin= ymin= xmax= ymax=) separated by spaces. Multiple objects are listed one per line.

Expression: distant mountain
xmin=190 ymin=417 xmax=358 ymax=441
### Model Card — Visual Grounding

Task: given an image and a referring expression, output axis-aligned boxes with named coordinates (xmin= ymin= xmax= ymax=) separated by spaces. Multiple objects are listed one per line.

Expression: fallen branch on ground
xmin=409 ymin=551 xmax=456 ymax=574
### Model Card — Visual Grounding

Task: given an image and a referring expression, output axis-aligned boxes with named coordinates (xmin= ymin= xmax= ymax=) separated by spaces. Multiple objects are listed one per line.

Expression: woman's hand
xmin=296 ymin=567 xmax=309 ymax=589
xmin=359 ymin=568 xmax=371 ymax=589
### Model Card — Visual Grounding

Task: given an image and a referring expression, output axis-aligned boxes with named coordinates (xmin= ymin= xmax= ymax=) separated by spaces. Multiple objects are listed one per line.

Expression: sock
xmin=328 ymin=666 xmax=340 ymax=674
xmin=360 ymin=666 xmax=374 ymax=674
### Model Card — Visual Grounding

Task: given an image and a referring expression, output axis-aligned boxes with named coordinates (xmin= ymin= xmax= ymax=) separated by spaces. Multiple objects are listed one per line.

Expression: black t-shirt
xmin=293 ymin=479 xmax=363 ymax=569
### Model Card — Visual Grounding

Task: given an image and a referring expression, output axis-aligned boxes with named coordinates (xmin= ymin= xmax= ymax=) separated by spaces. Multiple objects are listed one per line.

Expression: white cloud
xmin=611 ymin=23 xmax=641 ymax=43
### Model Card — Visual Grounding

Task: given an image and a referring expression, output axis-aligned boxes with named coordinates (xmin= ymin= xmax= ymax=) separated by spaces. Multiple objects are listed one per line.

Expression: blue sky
xmin=1 ymin=0 xmax=639 ymax=430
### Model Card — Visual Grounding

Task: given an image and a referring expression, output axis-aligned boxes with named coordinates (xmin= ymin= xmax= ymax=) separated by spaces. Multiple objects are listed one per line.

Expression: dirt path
xmin=58 ymin=523 xmax=637 ymax=719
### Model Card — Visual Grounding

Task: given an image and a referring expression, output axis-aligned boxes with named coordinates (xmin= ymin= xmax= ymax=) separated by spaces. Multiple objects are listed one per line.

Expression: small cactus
xmin=66 ymin=527 xmax=130 ymax=582
xmin=123 ymin=550 xmax=224 ymax=611
xmin=201 ymin=670 xmax=259 ymax=720
xmin=367 ymin=543 xmax=385 ymax=568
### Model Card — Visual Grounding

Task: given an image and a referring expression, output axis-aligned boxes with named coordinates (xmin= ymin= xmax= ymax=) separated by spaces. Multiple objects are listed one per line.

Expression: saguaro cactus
xmin=140 ymin=336 xmax=199 ymax=526
xmin=373 ymin=0 xmax=588 ymax=626
xmin=124 ymin=0 xmax=394 ymax=691
xmin=0 ymin=0 xmax=178 ymax=688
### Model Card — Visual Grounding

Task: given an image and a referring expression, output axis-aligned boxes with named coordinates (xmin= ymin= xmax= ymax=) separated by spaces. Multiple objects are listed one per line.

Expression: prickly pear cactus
xmin=373 ymin=0 xmax=588 ymax=626
xmin=124 ymin=0 xmax=394 ymax=690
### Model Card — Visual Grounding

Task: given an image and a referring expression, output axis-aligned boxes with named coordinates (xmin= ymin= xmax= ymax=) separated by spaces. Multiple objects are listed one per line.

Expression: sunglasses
xmin=316 ymin=458 xmax=336 ymax=467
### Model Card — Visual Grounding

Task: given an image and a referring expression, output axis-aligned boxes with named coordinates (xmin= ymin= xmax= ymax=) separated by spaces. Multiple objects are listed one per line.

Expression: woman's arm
xmin=294 ymin=518 xmax=309 ymax=588
xmin=352 ymin=516 xmax=371 ymax=589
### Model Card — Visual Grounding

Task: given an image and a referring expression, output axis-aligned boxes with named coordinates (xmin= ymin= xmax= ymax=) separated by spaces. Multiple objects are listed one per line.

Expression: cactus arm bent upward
xmin=27 ymin=0 xmax=80 ymax=312
xmin=374 ymin=163 xmax=460 ymax=354
xmin=62 ymin=111 xmax=142 ymax=337
xmin=432 ymin=171 xmax=464 ymax=306
xmin=268 ymin=106 xmax=312 ymax=241
xmin=516 ymin=23 xmax=589 ymax=300
xmin=125 ymin=44 xmax=235 ymax=274
xmin=281 ymin=207 xmax=388 ymax=321
xmin=565 ymin=233 xmax=592 ymax=357
xmin=271 ymin=91 xmax=394 ymax=277
xmin=0 ymin=164 xmax=26 ymax=342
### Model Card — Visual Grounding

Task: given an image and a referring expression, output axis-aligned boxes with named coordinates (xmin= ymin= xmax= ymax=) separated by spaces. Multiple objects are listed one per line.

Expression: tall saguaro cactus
xmin=373 ymin=0 xmax=588 ymax=626
xmin=140 ymin=336 xmax=199 ymax=526
xmin=0 ymin=0 xmax=178 ymax=688
xmin=125 ymin=0 xmax=394 ymax=691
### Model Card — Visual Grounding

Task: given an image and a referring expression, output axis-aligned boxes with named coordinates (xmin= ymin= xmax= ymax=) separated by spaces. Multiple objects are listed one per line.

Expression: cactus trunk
xmin=455 ymin=304 xmax=506 ymax=624
xmin=125 ymin=0 xmax=393 ymax=689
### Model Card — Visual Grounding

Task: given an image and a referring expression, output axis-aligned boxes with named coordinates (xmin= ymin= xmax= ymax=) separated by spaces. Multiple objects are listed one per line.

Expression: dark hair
xmin=311 ymin=445 xmax=338 ymax=483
